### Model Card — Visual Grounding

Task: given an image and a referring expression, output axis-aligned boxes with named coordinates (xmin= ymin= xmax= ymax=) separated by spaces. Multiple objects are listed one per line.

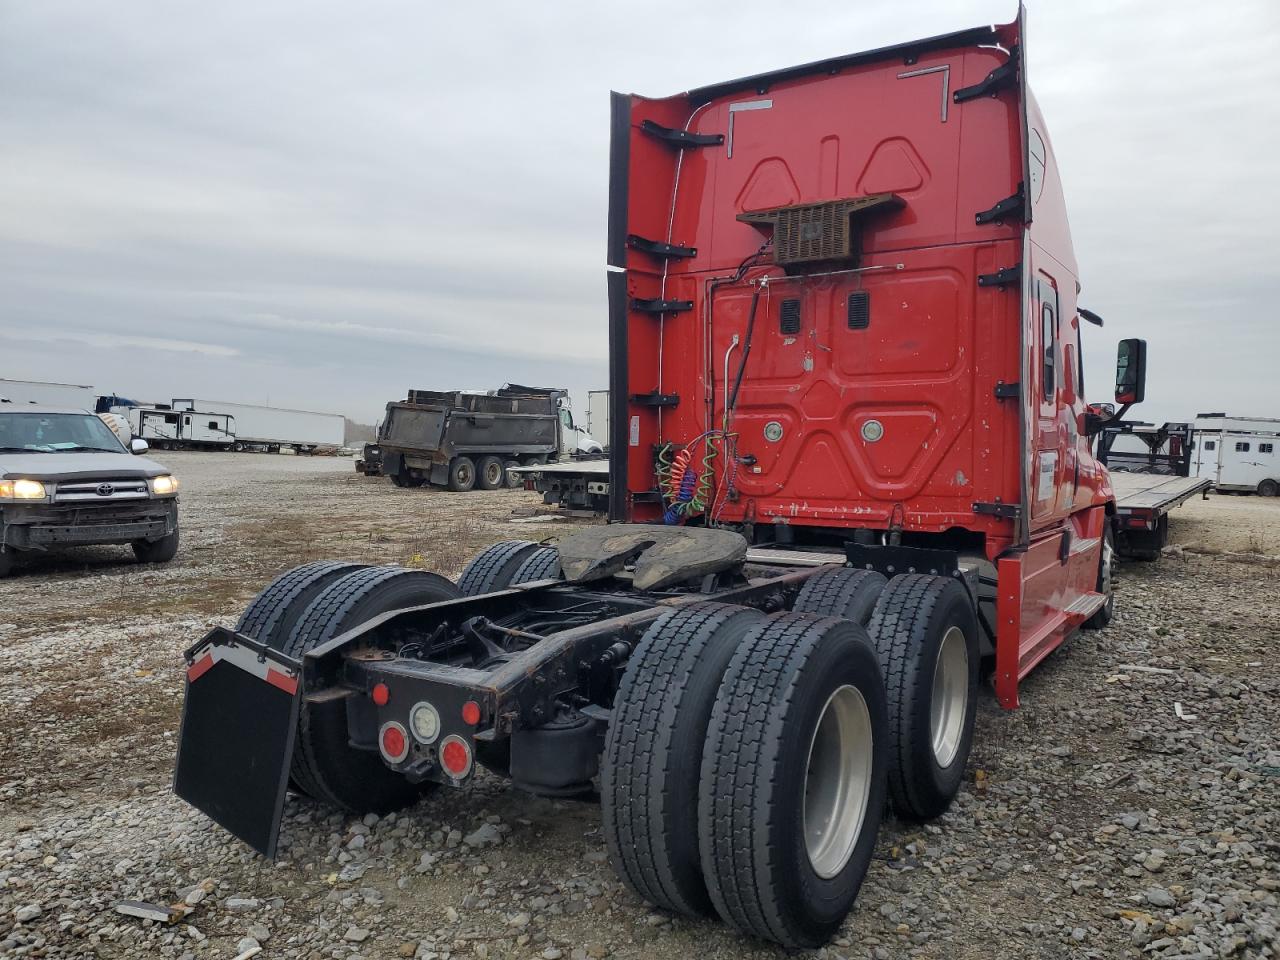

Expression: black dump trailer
xmin=379 ymin=385 xmax=571 ymax=492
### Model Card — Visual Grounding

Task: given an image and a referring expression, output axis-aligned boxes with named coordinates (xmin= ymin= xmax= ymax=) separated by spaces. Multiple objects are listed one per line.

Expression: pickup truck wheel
xmin=132 ymin=528 xmax=180 ymax=564
xmin=1083 ymin=526 xmax=1115 ymax=630
xmin=866 ymin=575 xmax=978 ymax=821
xmin=237 ymin=561 xmax=370 ymax=652
xmin=504 ymin=460 xmax=523 ymax=488
xmin=1258 ymin=479 xmax=1278 ymax=497
xmin=602 ymin=602 xmax=763 ymax=918
xmin=285 ymin=567 xmax=461 ymax=813
xmin=477 ymin=456 xmax=505 ymax=491
xmin=457 ymin=540 xmax=541 ymax=595
xmin=448 ymin=457 xmax=476 ymax=492
xmin=698 ymin=612 xmax=887 ymax=948
xmin=507 ymin=546 xmax=561 ymax=585
xmin=792 ymin=568 xmax=887 ymax=625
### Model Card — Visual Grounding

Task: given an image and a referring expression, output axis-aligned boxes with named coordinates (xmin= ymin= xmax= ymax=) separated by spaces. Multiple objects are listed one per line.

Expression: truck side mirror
xmin=130 ymin=438 xmax=149 ymax=455
xmin=1115 ymin=338 xmax=1147 ymax=406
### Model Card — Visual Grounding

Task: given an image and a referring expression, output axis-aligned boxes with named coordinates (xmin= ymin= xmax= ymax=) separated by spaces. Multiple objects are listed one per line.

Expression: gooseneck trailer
xmin=175 ymin=9 xmax=1152 ymax=948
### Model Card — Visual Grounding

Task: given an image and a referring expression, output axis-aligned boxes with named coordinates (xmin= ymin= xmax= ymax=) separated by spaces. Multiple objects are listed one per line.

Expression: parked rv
xmin=129 ymin=406 xmax=236 ymax=450
xmin=170 ymin=399 xmax=343 ymax=453
xmin=1193 ymin=414 xmax=1280 ymax=496
xmin=0 ymin=406 xmax=180 ymax=576
xmin=378 ymin=385 xmax=602 ymax=490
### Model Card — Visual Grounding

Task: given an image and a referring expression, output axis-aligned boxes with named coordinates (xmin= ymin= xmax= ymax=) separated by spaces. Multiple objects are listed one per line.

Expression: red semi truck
xmin=175 ymin=8 xmax=1147 ymax=948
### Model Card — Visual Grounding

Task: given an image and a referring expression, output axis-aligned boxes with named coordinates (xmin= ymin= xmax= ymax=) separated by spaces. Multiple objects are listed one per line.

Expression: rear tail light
xmin=461 ymin=700 xmax=481 ymax=726
xmin=371 ymin=683 xmax=390 ymax=706
xmin=379 ymin=721 xmax=410 ymax=764
xmin=439 ymin=735 xmax=473 ymax=779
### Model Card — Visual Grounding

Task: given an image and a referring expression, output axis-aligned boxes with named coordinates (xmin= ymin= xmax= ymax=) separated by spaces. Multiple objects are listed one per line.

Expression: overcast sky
xmin=2 ymin=0 xmax=1278 ymax=426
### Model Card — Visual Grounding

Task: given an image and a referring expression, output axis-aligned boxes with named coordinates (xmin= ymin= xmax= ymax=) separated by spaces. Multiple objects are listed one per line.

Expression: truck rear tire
xmin=477 ymin=456 xmax=506 ymax=490
xmin=698 ymin=612 xmax=888 ymax=948
xmin=792 ymin=568 xmax=887 ymax=626
xmin=1258 ymin=479 xmax=1278 ymax=497
xmin=507 ymin=546 xmax=561 ymax=585
xmin=866 ymin=574 xmax=978 ymax=821
xmin=236 ymin=561 xmax=369 ymax=651
xmin=602 ymin=602 xmax=763 ymax=918
xmin=504 ymin=460 xmax=523 ymax=488
xmin=448 ymin=457 xmax=476 ymax=492
xmin=132 ymin=528 xmax=180 ymax=564
xmin=457 ymin=540 xmax=541 ymax=595
xmin=285 ymin=567 xmax=461 ymax=813
xmin=1083 ymin=526 xmax=1115 ymax=630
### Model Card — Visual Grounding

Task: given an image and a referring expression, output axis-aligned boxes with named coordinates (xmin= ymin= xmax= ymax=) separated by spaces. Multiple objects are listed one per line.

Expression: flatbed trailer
xmin=173 ymin=9 xmax=1160 ymax=949
xmin=1110 ymin=472 xmax=1211 ymax=560
xmin=508 ymin=458 xmax=610 ymax=512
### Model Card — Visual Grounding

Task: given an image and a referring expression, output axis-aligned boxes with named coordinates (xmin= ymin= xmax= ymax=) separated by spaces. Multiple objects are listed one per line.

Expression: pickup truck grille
xmin=53 ymin=478 xmax=150 ymax=503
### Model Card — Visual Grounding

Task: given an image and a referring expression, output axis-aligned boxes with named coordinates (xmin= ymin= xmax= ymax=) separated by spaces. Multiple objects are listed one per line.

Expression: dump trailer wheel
xmin=1258 ymin=479 xmax=1278 ymax=497
xmin=456 ymin=540 xmax=541 ymax=595
xmin=503 ymin=460 xmax=523 ymax=488
xmin=236 ymin=560 xmax=370 ymax=652
xmin=697 ymin=612 xmax=887 ymax=948
xmin=132 ymin=528 xmax=180 ymax=564
xmin=602 ymin=602 xmax=764 ymax=918
xmin=477 ymin=456 xmax=506 ymax=491
xmin=866 ymin=574 xmax=978 ymax=821
xmin=285 ymin=567 xmax=462 ymax=813
xmin=507 ymin=545 xmax=561 ymax=585
xmin=448 ymin=456 xmax=477 ymax=492
xmin=1083 ymin=525 xmax=1115 ymax=630
xmin=792 ymin=567 xmax=888 ymax=626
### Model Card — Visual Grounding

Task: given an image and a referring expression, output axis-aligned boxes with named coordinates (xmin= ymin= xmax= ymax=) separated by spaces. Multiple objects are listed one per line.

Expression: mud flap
xmin=173 ymin=628 xmax=301 ymax=858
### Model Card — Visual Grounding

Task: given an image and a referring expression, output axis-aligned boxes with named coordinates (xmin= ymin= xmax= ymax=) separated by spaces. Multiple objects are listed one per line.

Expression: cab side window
xmin=1039 ymin=279 xmax=1058 ymax=403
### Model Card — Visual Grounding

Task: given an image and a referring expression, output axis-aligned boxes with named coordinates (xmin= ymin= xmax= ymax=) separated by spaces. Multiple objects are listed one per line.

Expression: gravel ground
xmin=0 ymin=452 xmax=1276 ymax=960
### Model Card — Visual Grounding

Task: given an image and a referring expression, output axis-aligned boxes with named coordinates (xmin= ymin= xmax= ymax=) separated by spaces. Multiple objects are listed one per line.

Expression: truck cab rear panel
xmin=608 ymin=8 xmax=1106 ymax=559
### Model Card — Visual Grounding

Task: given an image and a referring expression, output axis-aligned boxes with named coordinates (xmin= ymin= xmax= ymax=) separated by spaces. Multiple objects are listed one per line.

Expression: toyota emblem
xmin=96 ymin=483 xmax=115 ymax=497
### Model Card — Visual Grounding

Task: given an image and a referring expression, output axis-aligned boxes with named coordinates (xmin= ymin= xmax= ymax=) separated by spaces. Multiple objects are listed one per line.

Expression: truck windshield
xmin=0 ymin=412 xmax=127 ymax=453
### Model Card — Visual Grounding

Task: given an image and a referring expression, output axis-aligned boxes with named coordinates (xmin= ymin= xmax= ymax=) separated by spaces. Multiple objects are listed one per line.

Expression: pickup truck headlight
xmin=149 ymin=475 xmax=179 ymax=496
xmin=0 ymin=478 xmax=47 ymax=500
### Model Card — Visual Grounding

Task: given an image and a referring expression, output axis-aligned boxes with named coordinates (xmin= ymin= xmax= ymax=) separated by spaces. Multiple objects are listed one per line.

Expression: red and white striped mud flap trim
xmin=186 ymin=642 xmax=299 ymax=695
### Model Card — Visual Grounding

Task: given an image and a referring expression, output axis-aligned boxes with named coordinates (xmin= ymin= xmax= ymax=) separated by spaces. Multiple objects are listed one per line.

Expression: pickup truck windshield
xmin=0 ymin=412 xmax=126 ymax=453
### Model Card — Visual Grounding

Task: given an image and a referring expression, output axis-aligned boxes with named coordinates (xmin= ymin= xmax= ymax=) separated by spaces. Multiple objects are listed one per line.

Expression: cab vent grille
xmin=847 ymin=291 xmax=871 ymax=330
xmin=780 ymin=299 xmax=802 ymax=334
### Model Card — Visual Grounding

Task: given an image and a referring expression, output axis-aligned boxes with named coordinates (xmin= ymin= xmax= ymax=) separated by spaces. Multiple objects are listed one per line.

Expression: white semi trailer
xmin=171 ymin=399 xmax=343 ymax=453
xmin=0 ymin=379 xmax=97 ymax=410
xmin=1193 ymin=414 xmax=1280 ymax=496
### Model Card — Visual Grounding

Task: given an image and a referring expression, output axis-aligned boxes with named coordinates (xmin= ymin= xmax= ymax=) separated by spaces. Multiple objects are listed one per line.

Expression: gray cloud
xmin=1 ymin=0 xmax=1277 ymax=426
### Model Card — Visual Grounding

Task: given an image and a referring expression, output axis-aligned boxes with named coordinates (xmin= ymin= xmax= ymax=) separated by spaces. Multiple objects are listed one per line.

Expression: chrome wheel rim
xmin=485 ymin=463 xmax=502 ymax=485
xmin=930 ymin=626 xmax=969 ymax=768
xmin=803 ymin=684 xmax=874 ymax=879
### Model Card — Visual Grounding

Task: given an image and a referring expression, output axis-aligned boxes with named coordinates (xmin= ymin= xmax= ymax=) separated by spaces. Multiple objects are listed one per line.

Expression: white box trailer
xmin=172 ymin=399 xmax=343 ymax=452
xmin=587 ymin=389 xmax=610 ymax=450
xmin=0 ymin=378 xmax=97 ymax=410
xmin=1193 ymin=415 xmax=1280 ymax=496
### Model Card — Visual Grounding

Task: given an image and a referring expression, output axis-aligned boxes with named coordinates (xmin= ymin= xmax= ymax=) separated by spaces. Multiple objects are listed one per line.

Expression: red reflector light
xmin=439 ymin=735 xmax=473 ymax=779
xmin=371 ymin=683 xmax=390 ymax=706
xmin=461 ymin=700 xmax=481 ymax=726
xmin=379 ymin=721 xmax=409 ymax=764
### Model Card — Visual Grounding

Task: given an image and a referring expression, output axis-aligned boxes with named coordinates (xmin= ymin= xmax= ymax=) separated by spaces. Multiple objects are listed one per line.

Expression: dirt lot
xmin=1 ymin=452 xmax=1276 ymax=960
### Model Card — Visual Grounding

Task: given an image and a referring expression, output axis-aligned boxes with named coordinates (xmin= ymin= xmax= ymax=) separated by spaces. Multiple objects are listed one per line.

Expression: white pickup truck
xmin=0 ymin=405 xmax=181 ymax=577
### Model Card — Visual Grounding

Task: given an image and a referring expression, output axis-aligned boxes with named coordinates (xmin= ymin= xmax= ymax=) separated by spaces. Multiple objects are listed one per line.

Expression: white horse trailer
xmin=1193 ymin=415 xmax=1280 ymax=496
